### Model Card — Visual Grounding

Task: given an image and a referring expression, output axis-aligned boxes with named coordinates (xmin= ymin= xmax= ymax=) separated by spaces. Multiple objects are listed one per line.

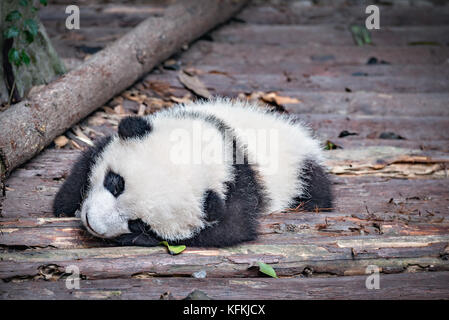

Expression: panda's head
xmin=78 ymin=115 xmax=213 ymax=244
xmin=79 ymin=116 xmax=155 ymax=239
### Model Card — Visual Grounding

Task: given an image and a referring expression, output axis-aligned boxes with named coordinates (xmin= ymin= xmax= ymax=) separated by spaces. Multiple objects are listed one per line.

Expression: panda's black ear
xmin=118 ymin=116 xmax=152 ymax=140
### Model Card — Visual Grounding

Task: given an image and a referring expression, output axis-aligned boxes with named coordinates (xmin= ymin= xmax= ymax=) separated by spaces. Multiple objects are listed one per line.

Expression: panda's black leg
xmin=183 ymin=164 xmax=264 ymax=247
xmin=203 ymin=190 xmax=226 ymax=223
xmin=112 ymin=219 xmax=161 ymax=246
xmin=293 ymin=160 xmax=333 ymax=211
xmin=53 ymin=137 xmax=111 ymax=217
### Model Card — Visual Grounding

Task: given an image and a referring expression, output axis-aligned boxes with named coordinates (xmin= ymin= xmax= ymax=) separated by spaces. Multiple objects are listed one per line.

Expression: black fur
xmin=118 ymin=116 xmax=152 ymax=140
xmin=103 ymin=171 xmax=125 ymax=198
xmin=112 ymin=162 xmax=266 ymax=248
xmin=113 ymin=219 xmax=161 ymax=247
xmin=112 ymin=111 xmax=264 ymax=248
xmin=181 ymin=163 xmax=265 ymax=247
xmin=292 ymin=159 xmax=333 ymax=211
xmin=53 ymin=137 xmax=112 ymax=217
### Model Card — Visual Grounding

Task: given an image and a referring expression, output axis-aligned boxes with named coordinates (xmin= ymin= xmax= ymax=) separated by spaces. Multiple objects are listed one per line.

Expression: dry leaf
xmin=144 ymin=81 xmax=173 ymax=98
xmin=178 ymin=70 xmax=211 ymax=99
xmin=144 ymin=97 xmax=173 ymax=114
xmin=72 ymin=126 xmax=94 ymax=146
xmin=70 ymin=140 xmax=83 ymax=150
xmin=114 ymin=105 xmax=126 ymax=115
xmin=170 ymin=93 xmax=192 ymax=104
xmin=122 ymin=90 xmax=148 ymax=104
xmin=54 ymin=135 xmax=69 ymax=148
xmin=109 ymin=96 xmax=123 ymax=107
xmin=137 ymin=104 xmax=146 ymax=116
xmin=261 ymin=92 xmax=301 ymax=106
xmin=183 ymin=67 xmax=204 ymax=76
xmin=208 ymin=70 xmax=234 ymax=79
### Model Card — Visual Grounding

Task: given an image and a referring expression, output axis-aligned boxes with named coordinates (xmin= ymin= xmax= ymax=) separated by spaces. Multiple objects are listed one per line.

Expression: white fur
xmin=81 ymin=98 xmax=324 ymax=240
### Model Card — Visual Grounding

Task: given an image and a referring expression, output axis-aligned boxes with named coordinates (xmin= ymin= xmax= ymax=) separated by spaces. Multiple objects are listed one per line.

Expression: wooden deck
xmin=1 ymin=0 xmax=449 ymax=299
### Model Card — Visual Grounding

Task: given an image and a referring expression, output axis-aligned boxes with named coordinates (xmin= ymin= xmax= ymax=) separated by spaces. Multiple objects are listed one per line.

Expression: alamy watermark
xmin=65 ymin=265 xmax=80 ymax=290
xmin=169 ymin=123 xmax=280 ymax=175
xmin=65 ymin=5 xmax=80 ymax=30
xmin=365 ymin=265 xmax=380 ymax=290
xmin=365 ymin=5 xmax=380 ymax=30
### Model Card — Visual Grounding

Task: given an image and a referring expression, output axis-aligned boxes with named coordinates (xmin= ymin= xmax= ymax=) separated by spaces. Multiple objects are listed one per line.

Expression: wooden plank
xmin=190 ymin=64 xmax=449 ymax=79
xmin=40 ymin=4 xmax=164 ymax=27
xmin=1 ymin=272 xmax=449 ymax=300
xmin=211 ymin=25 xmax=449 ymax=46
xmin=301 ymin=114 xmax=449 ymax=141
xmin=237 ymin=5 xmax=449 ymax=26
xmin=145 ymin=71 xmax=449 ymax=94
xmin=2 ymin=143 xmax=448 ymax=218
xmin=182 ymin=42 xmax=449 ymax=66
xmin=0 ymin=235 xmax=448 ymax=280
xmin=281 ymin=92 xmax=449 ymax=117
xmin=1 ymin=201 xmax=448 ymax=249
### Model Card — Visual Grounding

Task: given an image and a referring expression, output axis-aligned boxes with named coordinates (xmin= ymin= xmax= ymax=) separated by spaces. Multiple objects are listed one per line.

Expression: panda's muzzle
xmin=85 ymin=213 xmax=104 ymax=237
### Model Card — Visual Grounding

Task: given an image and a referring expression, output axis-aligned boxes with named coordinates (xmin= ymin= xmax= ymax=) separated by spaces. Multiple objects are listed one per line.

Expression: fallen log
xmin=0 ymin=0 xmax=249 ymax=183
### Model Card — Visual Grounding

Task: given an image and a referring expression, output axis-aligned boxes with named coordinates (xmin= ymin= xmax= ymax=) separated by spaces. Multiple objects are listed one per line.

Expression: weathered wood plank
xmin=2 ymin=144 xmax=448 ymax=218
xmin=302 ymin=114 xmax=449 ymax=141
xmin=2 ymin=272 xmax=449 ymax=300
xmin=1 ymin=202 xmax=448 ymax=249
xmin=281 ymin=92 xmax=449 ymax=117
xmin=211 ymin=25 xmax=449 ymax=46
xmin=182 ymin=42 xmax=449 ymax=66
xmin=145 ymin=71 xmax=449 ymax=94
xmin=188 ymin=64 xmax=449 ymax=79
xmin=0 ymin=234 xmax=448 ymax=280
xmin=237 ymin=5 xmax=449 ymax=26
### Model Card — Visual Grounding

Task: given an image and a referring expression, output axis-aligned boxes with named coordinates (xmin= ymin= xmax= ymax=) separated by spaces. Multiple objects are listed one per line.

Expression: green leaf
xmin=24 ymin=19 xmax=39 ymax=36
xmin=31 ymin=6 xmax=40 ymax=13
xmin=160 ymin=241 xmax=186 ymax=255
xmin=40 ymin=0 xmax=48 ymax=6
xmin=8 ymin=48 xmax=22 ymax=67
xmin=257 ymin=262 xmax=278 ymax=278
xmin=4 ymin=26 xmax=20 ymax=39
xmin=6 ymin=10 xmax=22 ymax=22
xmin=24 ymin=30 xmax=35 ymax=43
xmin=19 ymin=0 xmax=28 ymax=6
xmin=350 ymin=25 xmax=372 ymax=46
xmin=20 ymin=50 xmax=30 ymax=65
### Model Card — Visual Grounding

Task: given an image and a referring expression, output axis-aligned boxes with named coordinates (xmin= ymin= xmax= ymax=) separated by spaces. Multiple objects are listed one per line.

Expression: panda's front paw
xmin=112 ymin=219 xmax=161 ymax=247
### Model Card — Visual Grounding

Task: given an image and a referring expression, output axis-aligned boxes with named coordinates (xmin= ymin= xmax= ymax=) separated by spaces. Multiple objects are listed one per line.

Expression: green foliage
xmin=8 ymin=48 xmax=21 ymax=66
xmin=160 ymin=241 xmax=186 ymax=255
xmin=4 ymin=26 xmax=20 ymax=39
xmin=6 ymin=10 xmax=22 ymax=22
xmin=257 ymin=262 xmax=278 ymax=278
xmin=20 ymin=50 xmax=31 ymax=65
xmin=4 ymin=0 xmax=49 ymax=67
xmin=350 ymin=25 xmax=372 ymax=46
xmin=24 ymin=18 xmax=39 ymax=36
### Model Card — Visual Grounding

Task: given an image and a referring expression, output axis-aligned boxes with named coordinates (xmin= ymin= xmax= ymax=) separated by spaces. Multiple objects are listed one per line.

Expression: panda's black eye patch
xmin=104 ymin=171 xmax=125 ymax=198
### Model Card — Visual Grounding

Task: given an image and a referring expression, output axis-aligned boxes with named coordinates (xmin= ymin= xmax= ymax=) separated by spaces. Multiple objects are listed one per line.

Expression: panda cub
xmin=54 ymin=98 xmax=332 ymax=247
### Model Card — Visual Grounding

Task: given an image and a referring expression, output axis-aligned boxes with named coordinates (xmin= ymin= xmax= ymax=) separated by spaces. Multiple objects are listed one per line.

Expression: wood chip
xmin=72 ymin=126 xmax=94 ymax=146
xmin=53 ymin=136 xmax=69 ymax=149
xmin=137 ymin=104 xmax=146 ymax=116
xmin=178 ymin=70 xmax=211 ymax=99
